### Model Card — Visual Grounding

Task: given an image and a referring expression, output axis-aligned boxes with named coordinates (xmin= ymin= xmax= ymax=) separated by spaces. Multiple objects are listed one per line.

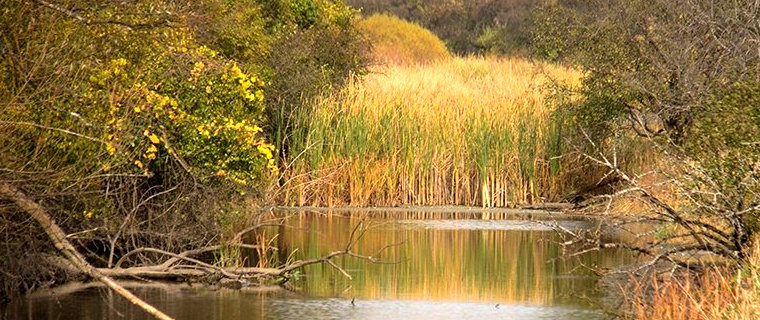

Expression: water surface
xmin=5 ymin=210 xmax=633 ymax=319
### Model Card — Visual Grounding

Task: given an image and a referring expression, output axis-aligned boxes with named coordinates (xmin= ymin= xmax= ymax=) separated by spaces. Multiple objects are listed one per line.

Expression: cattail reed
xmin=280 ymin=57 xmax=581 ymax=207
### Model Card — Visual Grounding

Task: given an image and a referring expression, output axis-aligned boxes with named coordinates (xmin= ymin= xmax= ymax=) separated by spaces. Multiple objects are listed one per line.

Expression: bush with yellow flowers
xmin=91 ymin=47 xmax=278 ymax=188
xmin=0 ymin=0 xmax=367 ymax=298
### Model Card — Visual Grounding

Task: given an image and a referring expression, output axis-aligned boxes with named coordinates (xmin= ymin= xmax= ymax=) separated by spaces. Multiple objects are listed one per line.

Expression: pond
xmin=4 ymin=209 xmax=635 ymax=320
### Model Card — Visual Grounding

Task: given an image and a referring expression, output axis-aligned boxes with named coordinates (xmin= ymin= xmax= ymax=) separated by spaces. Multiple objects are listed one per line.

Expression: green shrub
xmin=686 ymin=79 xmax=760 ymax=191
xmin=259 ymin=0 xmax=369 ymax=163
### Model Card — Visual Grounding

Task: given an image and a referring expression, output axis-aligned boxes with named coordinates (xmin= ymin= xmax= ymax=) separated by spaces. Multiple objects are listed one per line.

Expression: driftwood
xmin=106 ymin=219 xmax=393 ymax=283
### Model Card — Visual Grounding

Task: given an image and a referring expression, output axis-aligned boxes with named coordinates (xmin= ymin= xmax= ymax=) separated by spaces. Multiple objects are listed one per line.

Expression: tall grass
xmin=280 ymin=56 xmax=581 ymax=207
xmin=626 ymin=245 xmax=760 ymax=320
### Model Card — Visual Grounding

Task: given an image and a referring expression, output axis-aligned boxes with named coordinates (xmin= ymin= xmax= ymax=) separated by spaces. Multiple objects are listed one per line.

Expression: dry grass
xmin=280 ymin=56 xmax=582 ymax=206
xmin=625 ymin=245 xmax=760 ymax=320
xmin=358 ymin=13 xmax=450 ymax=65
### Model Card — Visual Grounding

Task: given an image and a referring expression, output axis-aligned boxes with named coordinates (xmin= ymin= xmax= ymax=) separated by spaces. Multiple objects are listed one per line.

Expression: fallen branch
xmin=56 ymin=245 xmax=387 ymax=283
xmin=63 ymin=220 xmax=395 ymax=285
xmin=5 ymin=182 xmax=393 ymax=306
xmin=0 ymin=182 xmax=175 ymax=320
xmin=115 ymin=217 xmax=287 ymax=270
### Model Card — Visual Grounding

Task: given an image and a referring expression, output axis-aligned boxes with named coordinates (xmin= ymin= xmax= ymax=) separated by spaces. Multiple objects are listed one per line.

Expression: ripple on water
xmin=7 ymin=287 xmax=607 ymax=320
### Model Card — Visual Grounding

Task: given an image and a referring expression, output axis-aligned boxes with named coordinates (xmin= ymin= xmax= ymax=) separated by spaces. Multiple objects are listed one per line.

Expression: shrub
xmin=358 ymin=14 xmax=450 ymax=65
xmin=348 ymin=0 xmax=538 ymax=55
xmin=0 ymin=0 xmax=365 ymax=297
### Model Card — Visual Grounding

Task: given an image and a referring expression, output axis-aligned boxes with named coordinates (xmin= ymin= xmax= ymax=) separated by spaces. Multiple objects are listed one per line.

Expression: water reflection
xmin=6 ymin=210 xmax=634 ymax=320
xmin=6 ymin=287 xmax=608 ymax=320
xmin=275 ymin=212 xmax=630 ymax=305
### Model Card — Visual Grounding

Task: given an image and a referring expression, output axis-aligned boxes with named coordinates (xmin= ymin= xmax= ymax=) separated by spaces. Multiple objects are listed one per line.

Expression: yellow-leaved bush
xmin=0 ymin=0 xmax=368 ymax=298
xmin=92 ymin=41 xmax=277 ymax=187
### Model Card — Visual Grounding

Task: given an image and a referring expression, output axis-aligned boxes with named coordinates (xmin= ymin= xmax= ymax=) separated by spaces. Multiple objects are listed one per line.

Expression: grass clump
xmin=358 ymin=14 xmax=450 ymax=65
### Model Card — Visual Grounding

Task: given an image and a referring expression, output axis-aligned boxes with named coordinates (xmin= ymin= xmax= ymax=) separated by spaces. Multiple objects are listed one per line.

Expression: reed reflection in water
xmin=265 ymin=210 xmax=635 ymax=306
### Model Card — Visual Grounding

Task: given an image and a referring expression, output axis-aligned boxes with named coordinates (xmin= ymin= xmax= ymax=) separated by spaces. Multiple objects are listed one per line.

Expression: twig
xmin=0 ymin=120 xmax=105 ymax=144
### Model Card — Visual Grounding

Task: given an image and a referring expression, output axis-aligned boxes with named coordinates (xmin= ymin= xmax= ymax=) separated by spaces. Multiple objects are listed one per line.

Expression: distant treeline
xmin=347 ymin=0 xmax=537 ymax=54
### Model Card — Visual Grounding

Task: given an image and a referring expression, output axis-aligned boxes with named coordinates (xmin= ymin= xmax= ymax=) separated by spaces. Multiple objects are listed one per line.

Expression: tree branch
xmin=31 ymin=0 xmax=173 ymax=30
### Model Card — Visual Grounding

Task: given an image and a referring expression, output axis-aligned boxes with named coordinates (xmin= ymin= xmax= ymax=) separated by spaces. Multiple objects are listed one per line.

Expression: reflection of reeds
xmin=269 ymin=211 xmax=635 ymax=305
xmin=281 ymin=57 xmax=581 ymax=207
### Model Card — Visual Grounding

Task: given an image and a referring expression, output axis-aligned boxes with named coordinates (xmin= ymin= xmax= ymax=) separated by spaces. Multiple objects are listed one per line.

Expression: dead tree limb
xmin=555 ymin=127 xmax=754 ymax=274
xmin=74 ymin=219 xmax=396 ymax=285
xmin=0 ymin=182 xmax=175 ymax=320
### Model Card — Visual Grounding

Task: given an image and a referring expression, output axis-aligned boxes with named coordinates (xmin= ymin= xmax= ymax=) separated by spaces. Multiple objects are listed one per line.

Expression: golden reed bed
xmin=279 ymin=56 xmax=582 ymax=207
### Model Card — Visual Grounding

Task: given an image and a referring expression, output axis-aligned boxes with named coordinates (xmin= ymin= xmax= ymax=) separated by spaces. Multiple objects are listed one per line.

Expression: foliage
xmin=135 ymin=0 xmax=369 ymax=166
xmin=252 ymin=0 xmax=369 ymax=166
xmin=533 ymin=0 xmax=760 ymax=144
xmin=348 ymin=0 xmax=538 ymax=54
xmin=686 ymin=80 xmax=760 ymax=189
xmin=0 ymin=0 xmax=366 ymax=298
xmin=533 ymin=0 xmax=760 ymax=219
xmin=358 ymin=14 xmax=450 ymax=65
xmin=533 ymin=2 xmax=760 ymax=314
xmin=87 ymin=51 xmax=276 ymax=186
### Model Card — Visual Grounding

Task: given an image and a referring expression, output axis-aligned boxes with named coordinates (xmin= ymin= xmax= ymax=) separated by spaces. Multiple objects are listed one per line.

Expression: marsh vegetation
xmin=1 ymin=0 xmax=759 ymax=319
